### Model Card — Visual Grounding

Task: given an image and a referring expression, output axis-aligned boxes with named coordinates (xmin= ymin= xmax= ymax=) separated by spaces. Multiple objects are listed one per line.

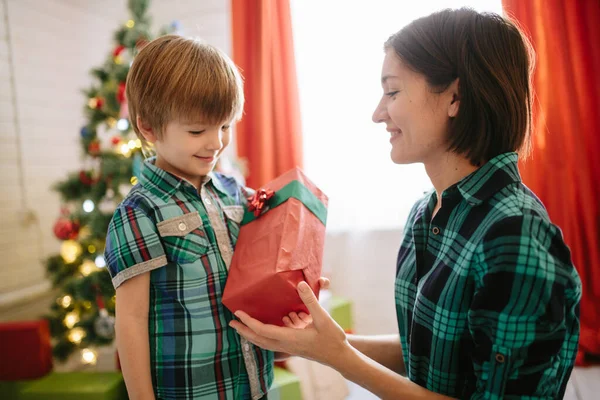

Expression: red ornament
xmin=247 ymin=189 xmax=275 ymax=217
xmin=111 ymin=136 xmax=121 ymax=145
xmin=53 ymin=217 xmax=80 ymax=240
xmin=113 ymin=45 xmax=125 ymax=57
xmin=117 ymin=82 xmax=126 ymax=104
xmin=79 ymin=170 xmax=98 ymax=186
xmin=88 ymin=141 xmax=100 ymax=156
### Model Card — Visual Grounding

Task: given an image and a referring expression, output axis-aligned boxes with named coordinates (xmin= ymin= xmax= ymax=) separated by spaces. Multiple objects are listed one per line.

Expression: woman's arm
xmin=347 ymin=334 xmax=405 ymax=375
xmin=231 ymin=282 xmax=455 ymax=400
xmin=115 ymin=272 xmax=156 ymax=400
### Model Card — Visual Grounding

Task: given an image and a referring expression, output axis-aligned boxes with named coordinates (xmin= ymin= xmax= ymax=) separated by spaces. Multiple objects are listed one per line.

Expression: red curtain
xmin=231 ymin=0 xmax=303 ymax=188
xmin=502 ymin=0 xmax=600 ymax=364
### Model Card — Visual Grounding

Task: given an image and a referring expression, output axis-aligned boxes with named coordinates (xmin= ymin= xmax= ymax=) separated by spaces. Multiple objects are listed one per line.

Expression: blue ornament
xmin=80 ymin=126 xmax=90 ymax=137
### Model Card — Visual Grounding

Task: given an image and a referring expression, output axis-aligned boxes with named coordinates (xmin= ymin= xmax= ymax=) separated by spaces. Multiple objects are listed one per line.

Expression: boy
xmin=104 ymin=35 xmax=273 ymax=400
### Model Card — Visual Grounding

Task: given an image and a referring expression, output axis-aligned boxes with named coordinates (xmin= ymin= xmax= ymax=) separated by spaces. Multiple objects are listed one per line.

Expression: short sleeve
xmin=468 ymin=214 xmax=580 ymax=399
xmin=104 ymin=205 xmax=167 ymax=289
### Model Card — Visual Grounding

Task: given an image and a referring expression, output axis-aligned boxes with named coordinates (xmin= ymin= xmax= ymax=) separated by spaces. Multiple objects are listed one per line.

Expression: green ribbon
xmin=242 ymin=180 xmax=327 ymax=226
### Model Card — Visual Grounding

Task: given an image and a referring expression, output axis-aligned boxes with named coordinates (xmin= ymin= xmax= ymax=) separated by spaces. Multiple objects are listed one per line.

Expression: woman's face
xmin=372 ymin=49 xmax=459 ymax=165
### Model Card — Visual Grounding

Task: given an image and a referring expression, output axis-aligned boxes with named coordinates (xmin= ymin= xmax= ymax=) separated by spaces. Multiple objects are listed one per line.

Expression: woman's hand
xmin=230 ymin=279 xmax=349 ymax=368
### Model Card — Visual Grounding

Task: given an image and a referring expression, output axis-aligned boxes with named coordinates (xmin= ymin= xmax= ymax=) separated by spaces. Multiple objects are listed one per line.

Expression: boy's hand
xmin=282 ymin=277 xmax=330 ymax=329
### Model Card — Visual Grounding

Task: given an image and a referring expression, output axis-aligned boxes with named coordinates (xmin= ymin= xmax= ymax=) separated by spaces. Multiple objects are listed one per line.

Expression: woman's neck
xmin=425 ymin=152 xmax=479 ymax=212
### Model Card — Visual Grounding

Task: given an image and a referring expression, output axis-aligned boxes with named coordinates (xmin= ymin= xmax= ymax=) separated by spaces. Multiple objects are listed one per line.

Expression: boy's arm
xmin=116 ymin=272 xmax=156 ymax=400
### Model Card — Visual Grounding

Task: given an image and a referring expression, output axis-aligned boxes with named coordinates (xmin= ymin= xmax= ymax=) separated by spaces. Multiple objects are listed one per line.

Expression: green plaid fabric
xmin=105 ymin=158 xmax=273 ymax=400
xmin=395 ymin=152 xmax=581 ymax=399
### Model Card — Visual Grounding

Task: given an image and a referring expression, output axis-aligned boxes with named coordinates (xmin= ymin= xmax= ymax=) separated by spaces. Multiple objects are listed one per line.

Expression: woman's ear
xmin=447 ymin=78 xmax=460 ymax=118
xmin=137 ymin=116 xmax=158 ymax=144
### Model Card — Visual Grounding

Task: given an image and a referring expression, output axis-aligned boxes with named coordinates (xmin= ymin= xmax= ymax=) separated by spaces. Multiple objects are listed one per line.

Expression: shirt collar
xmin=139 ymin=157 xmax=229 ymax=201
xmin=454 ymin=152 xmax=522 ymax=206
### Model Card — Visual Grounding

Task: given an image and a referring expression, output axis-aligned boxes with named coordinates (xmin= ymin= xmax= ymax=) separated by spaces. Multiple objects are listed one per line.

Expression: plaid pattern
xmin=395 ymin=152 xmax=581 ymax=399
xmin=105 ymin=158 xmax=273 ymax=400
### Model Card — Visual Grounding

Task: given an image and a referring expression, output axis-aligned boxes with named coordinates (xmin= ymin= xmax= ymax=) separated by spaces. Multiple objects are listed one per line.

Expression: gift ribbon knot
xmin=247 ymin=188 xmax=275 ymax=217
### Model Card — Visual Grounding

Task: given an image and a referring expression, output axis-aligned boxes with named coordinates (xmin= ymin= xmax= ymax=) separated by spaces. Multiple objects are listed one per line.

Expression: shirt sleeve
xmin=468 ymin=214 xmax=580 ymax=399
xmin=104 ymin=204 xmax=167 ymax=289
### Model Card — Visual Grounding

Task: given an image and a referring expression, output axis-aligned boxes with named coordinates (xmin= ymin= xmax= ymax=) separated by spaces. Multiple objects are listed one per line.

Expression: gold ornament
xmin=107 ymin=117 xmax=117 ymax=128
xmin=126 ymin=19 xmax=135 ymax=28
xmin=61 ymin=240 xmax=82 ymax=263
xmin=88 ymin=244 xmax=96 ymax=254
xmin=130 ymin=176 xmax=138 ymax=185
xmin=88 ymin=98 xmax=98 ymax=109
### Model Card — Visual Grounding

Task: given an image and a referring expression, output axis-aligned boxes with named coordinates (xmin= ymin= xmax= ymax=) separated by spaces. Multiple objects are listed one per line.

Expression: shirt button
xmin=178 ymin=222 xmax=187 ymax=231
xmin=204 ymin=198 xmax=211 ymax=205
xmin=495 ymin=353 xmax=505 ymax=363
xmin=244 ymin=343 xmax=250 ymax=351
xmin=432 ymin=226 xmax=441 ymax=235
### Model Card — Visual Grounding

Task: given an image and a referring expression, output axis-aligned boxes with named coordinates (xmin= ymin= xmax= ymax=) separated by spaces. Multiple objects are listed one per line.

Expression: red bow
xmin=248 ymin=189 xmax=275 ymax=217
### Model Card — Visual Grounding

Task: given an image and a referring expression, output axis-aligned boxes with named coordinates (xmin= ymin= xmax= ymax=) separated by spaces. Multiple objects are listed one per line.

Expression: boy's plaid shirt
xmin=105 ymin=158 xmax=273 ymax=400
xmin=395 ymin=152 xmax=581 ymax=399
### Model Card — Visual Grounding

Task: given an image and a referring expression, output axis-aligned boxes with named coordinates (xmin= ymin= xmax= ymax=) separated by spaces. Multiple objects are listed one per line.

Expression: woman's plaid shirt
xmin=395 ymin=152 xmax=581 ymax=399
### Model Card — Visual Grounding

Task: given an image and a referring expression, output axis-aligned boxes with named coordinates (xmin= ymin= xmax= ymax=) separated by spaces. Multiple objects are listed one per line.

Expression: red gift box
xmin=0 ymin=319 xmax=53 ymax=380
xmin=222 ymin=168 xmax=328 ymax=326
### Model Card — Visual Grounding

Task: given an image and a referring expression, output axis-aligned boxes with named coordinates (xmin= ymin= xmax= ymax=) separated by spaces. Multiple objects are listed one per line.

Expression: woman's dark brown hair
xmin=385 ymin=8 xmax=534 ymax=166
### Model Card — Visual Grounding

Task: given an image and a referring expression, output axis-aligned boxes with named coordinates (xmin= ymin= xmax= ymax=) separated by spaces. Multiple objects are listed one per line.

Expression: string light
xmin=95 ymin=255 xmax=106 ymax=268
xmin=68 ymin=328 xmax=86 ymax=344
xmin=127 ymin=140 xmax=136 ymax=149
xmin=88 ymin=98 xmax=98 ymax=109
xmin=135 ymin=139 xmax=142 ymax=148
xmin=120 ymin=143 xmax=131 ymax=157
xmin=81 ymin=348 xmax=97 ymax=365
xmin=125 ymin=19 xmax=135 ymax=28
xmin=64 ymin=311 xmax=80 ymax=329
xmin=57 ymin=295 xmax=72 ymax=308
xmin=117 ymin=118 xmax=129 ymax=131
xmin=61 ymin=240 xmax=82 ymax=263
xmin=79 ymin=260 xmax=97 ymax=277
xmin=88 ymin=244 xmax=96 ymax=254
xmin=83 ymin=200 xmax=95 ymax=213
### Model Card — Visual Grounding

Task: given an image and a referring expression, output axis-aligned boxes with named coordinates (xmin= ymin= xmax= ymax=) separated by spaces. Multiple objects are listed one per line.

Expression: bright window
xmin=291 ymin=0 xmax=503 ymax=231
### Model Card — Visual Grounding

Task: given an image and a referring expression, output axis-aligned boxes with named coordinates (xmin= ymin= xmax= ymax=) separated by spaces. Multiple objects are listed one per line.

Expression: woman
xmin=231 ymin=8 xmax=581 ymax=399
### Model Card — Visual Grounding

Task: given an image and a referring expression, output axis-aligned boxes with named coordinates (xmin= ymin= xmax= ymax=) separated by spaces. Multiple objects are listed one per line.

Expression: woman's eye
xmin=385 ymin=91 xmax=400 ymax=97
xmin=189 ymin=130 xmax=205 ymax=135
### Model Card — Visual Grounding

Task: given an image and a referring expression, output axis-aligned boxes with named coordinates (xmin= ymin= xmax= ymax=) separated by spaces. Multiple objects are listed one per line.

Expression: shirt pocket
xmin=222 ymin=205 xmax=244 ymax=245
xmin=157 ymin=212 xmax=209 ymax=264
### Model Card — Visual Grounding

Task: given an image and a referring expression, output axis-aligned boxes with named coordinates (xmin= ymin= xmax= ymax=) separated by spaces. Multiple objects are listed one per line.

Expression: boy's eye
xmin=222 ymin=125 xmax=231 ymax=131
xmin=189 ymin=130 xmax=205 ymax=135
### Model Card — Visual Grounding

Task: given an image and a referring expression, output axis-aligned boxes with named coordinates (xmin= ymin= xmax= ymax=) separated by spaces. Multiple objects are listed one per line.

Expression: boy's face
xmin=140 ymin=118 xmax=232 ymax=188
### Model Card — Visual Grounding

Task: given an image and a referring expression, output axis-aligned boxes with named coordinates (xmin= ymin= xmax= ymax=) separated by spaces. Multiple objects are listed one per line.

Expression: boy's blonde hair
xmin=126 ymin=35 xmax=244 ymax=147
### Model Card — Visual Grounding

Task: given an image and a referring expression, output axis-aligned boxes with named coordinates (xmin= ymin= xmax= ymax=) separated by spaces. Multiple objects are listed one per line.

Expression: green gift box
xmin=19 ymin=372 xmax=127 ymax=400
xmin=268 ymin=366 xmax=302 ymax=400
xmin=330 ymin=296 xmax=354 ymax=332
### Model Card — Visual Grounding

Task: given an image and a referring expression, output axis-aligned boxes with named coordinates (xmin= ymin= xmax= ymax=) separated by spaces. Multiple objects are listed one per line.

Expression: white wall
xmin=0 ymin=0 xmax=231 ymax=304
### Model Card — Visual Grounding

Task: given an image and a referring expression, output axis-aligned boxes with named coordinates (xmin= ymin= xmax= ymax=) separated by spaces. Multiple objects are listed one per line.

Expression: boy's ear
xmin=137 ymin=116 xmax=158 ymax=143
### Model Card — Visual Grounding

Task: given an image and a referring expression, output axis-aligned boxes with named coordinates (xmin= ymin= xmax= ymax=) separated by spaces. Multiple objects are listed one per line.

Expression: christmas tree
xmin=43 ymin=0 xmax=175 ymax=365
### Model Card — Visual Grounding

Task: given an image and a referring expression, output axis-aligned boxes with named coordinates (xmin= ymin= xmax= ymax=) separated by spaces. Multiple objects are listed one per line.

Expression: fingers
xmin=297 ymin=282 xmax=326 ymax=319
xmin=318 ymin=277 xmax=330 ymax=290
xmin=234 ymin=311 xmax=283 ymax=340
